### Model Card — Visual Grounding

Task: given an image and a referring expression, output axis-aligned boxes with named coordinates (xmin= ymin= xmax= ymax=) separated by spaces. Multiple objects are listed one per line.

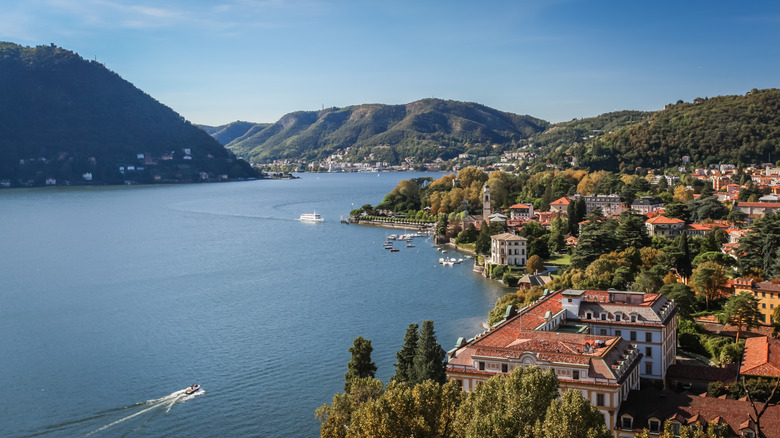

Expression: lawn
xmin=546 ymin=253 xmax=571 ymax=267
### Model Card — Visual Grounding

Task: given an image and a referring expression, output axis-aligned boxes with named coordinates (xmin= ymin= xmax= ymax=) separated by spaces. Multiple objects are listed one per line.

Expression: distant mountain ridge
xmin=0 ymin=42 xmax=259 ymax=186
xmin=215 ymin=99 xmax=549 ymax=165
xmin=208 ymin=90 xmax=780 ymax=172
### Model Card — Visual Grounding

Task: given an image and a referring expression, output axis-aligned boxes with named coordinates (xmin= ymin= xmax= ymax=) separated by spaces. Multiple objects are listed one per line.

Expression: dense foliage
xmin=571 ymin=89 xmax=780 ymax=171
xmin=317 ymin=366 xmax=610 ymax=438
xmin=0 ymin=42 xmax=259 ymax=185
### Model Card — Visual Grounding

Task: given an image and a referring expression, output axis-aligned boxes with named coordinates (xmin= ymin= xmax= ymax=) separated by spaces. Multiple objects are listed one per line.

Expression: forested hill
xmin=200 ymin=121 xmax=271 ymax=147
xmin=0 ymin=42 xmax=259 ymax=186
xmin=570 ymin=89 xmax=780 ymax=171
xmin=223 ymin=99 xmax=549 ymax=164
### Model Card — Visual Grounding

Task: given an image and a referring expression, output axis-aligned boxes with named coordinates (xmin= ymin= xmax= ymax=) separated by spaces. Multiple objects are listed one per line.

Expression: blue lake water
xmin=0 ymin=173 xmax=511 ymax=437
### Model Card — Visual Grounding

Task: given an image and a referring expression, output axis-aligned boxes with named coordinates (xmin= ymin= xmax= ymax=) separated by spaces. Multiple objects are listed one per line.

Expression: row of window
xmin=596 ymin=327 xmax=653 ymax=343
xmin=477 ymin=361 xmax=583 ymax=381
xmin=585 ymin=311 xmax=640 ymax=323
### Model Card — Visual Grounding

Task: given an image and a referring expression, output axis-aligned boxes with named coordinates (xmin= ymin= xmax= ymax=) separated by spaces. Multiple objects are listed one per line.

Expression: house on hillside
xmin=631 ymin=196 xmax=664 ymax=215
xmin=508 ymin=203 xmax=534 ymax=220
xmin=645 ymin=216 xmax=685 ymax=238
xmin=730 ymin=279 xmax=780 ymax=325
xmin=549 ymin=196 xmax=570 ymax=214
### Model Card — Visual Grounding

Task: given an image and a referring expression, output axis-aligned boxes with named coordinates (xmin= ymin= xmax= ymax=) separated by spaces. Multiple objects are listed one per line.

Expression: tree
xmin=413 ymin=320 xmax=447 ymax=384
xmin=659 ymin=283 xmax=696 ymax=319
xmin=392 ymin=323 xmax=419 ymax=383
xmin=534 ymin=390 xmax=611 ymax=438
xmin=345 ymin=337 xmax=378 ymax=393
xmin=527 ymin=254 xmax=545 ymax=274
xmin=724 ymin=292 xmax=762 ymax=342
xmin=774 ymin=306 xmax=780 ymax=338
xmin=474 ymin=220 xmax=493 ymax=255
xmin=673 ymin=185 xmax=694 ymax=203
xmin=317 ymin=377 xmax=384 ymax=438
xmin=347 ymin=380 xmax=464 ymax=438
xmin=615 ymin=210 xmax=651 ymax=250
xmin=436 ymin=214 xmax=449 ymax=240
xmin=691 ymin=261 xmax=728 ymax=309
xmin=456 ymin=366 xmax=559 ymax=437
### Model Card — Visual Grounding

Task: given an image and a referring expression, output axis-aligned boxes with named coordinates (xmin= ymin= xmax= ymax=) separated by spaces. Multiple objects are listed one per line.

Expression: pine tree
xmin=392 ymin=323 xmax=419 ymax=383
xmin=413 ymin=320 xmax=447 ymax=384
xmin=344 ymin=336 xmax=377 ymax=393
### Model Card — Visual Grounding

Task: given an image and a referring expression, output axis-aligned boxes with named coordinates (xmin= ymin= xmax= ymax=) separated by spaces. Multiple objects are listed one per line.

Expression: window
xmin=743 ymin=431 xmax=756 ymax=438
xmin=646 ymin=347 xmax=652 ymax=357
xmin=671 ymin=422 xmax=681 ymax=436
xmin=600 ymin=313 xmax=607 ymax=321
xmin=615 ymin=330 xmax=622 ymax=337
xmin=646 ymin=332 xmax=652 ymax=343
xmin=631 ymin=315 xmax=637 ymax=322
xmin=630 ymin=331 xmax=637 ymax=341
xmin=621 ymin=416 xmax=633 ymax=430
xmin=645 ymin=362 xmax=653 ymax=375
xmin=586 ymin=312 xmax=592 ymax=319
xmin=763 ymin=303 xmax=767 ymax=309
xmin=573 ymin=370 xmax=579 ymax=380
xmin=600 ymin=329 xmax=607 ymax=336
xmin=615 ymin=314 xmax=622 ymax=322
xmin=501 ymin=363 xmax=508 ymax=373
xmin=478 ymin=361 xmax=485 ymax=371
xmin=456 ymin=379 xmax=463 ymax=388
xmin=763 ymin=292 xmax=766 ymax=297
xmin=596 ymin=393 xmax=605 ymax=406
xmin=648 ymin=419 xmax=660 ymax=433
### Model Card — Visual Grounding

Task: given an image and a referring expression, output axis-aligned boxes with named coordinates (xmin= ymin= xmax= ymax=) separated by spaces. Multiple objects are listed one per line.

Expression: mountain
xmin=569 ymin=89 xmax=780 ymax=171
xmin=0 ymin=42 xmax=259 ymax=186
xmin=223 ymin=99 xmax=549 ymax=165
xmin=199 ymin=121 xmax=271 ymax=147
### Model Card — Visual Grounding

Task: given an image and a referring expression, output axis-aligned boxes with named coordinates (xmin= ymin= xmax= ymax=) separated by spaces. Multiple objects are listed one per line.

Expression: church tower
xmin=483 ymin=183 xmax=491 ymax=220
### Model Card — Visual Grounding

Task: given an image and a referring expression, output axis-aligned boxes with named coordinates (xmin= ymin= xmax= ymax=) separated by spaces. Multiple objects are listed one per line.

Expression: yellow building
xmin=731 ymin=278 xmax=780 ymax=324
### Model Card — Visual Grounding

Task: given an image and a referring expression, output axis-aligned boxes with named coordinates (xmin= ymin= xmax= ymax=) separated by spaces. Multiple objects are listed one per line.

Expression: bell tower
xmin=482 ymin=183 xmax=491 ymax=220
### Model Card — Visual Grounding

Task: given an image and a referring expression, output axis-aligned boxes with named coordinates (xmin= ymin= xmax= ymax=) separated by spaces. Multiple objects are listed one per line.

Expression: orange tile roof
xmin=509 ymin=203 xmax=531 ymax=209
xmin=741 ymin=336 xmax=780 ymax=377
xmin=550 ymin=196 xmax=570 ymax=205
xmin=646 ymin=215 xmax=685 ymax=225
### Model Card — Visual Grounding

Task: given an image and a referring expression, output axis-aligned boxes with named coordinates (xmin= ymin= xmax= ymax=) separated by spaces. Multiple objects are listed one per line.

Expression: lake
xmin=0 ymin=173 xmax=511 ymax=437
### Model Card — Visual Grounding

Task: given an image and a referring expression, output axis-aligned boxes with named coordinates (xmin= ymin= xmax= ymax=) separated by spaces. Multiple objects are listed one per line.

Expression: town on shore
xmin=323 ymin=163 xmax=780 ymax=438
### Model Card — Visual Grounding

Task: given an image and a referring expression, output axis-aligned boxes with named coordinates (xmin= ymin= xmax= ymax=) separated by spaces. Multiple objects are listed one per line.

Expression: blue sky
xmin=3 ymin=0 xmax=779 ymax=125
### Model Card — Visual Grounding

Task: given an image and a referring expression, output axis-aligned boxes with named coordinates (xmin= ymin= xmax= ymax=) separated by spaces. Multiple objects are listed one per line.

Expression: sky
xmin=3 ymin=0 xmax=780 ymax=126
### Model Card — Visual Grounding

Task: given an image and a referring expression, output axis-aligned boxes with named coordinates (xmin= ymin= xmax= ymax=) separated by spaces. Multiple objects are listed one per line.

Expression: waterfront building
xmin=446 ymin=320 xmax=642 ymax=430
xmin=487 ymin=233 xmax=527 ymax=267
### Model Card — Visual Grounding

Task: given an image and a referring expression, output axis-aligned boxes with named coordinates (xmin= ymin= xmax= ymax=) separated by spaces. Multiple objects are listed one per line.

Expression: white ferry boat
xmin=299 ymin=212 xmax=324 ymax=223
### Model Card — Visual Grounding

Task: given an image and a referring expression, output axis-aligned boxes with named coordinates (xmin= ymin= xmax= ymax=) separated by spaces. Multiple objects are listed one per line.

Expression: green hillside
xmin=225 ymin=99 xmax=549 ymax=164
xmin=0 ymin=42 xmax=259 ymax=186
xmin=200 ymin=121 xmax=271 ymax=147
xmin=570 ymin=89 xmax=780 ymax=171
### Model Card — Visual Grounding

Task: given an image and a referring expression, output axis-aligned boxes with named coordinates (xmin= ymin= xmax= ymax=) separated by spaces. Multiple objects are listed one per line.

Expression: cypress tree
xmin=392 ymin=323 xmax=419 ymax=383
xmin=413 ymin=320 xmax=447 ymax=384
xmin=344 ymin=336 xmax=377 ymax=393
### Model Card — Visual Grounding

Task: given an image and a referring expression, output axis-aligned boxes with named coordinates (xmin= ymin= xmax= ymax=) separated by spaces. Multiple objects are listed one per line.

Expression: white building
xmin=488 ymin=233 xmax=527 ymax=267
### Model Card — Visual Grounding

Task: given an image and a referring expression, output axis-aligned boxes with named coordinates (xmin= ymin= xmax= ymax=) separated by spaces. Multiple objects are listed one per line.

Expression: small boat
xmin=406 ymin=243 xmax=415 ymax=248
xmin=390 ymin=248 xmax=400 ymax=252
xmin=299 ymin=212 xmax=324 ymax=223
xmin=185 ymin=384 xmax=200 ymax=395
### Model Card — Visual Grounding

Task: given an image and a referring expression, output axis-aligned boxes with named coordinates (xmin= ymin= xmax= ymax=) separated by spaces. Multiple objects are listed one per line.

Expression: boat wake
xmin=83 ymin=387 xmax=203 ymax=436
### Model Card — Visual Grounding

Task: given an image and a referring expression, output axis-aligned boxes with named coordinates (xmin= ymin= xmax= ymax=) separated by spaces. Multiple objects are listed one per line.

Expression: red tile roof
xmin=646 ymin=215 xmax=685 ymax=225
xmin=509 ymin=203 xmax=531 ymax=209
xmin=550 ymin=196 xmax=570 ymax=206
xmin=618 ymin=388 xmax=780 ymax=437
xmin=741 ymin=336 xmax=780 ymax=377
